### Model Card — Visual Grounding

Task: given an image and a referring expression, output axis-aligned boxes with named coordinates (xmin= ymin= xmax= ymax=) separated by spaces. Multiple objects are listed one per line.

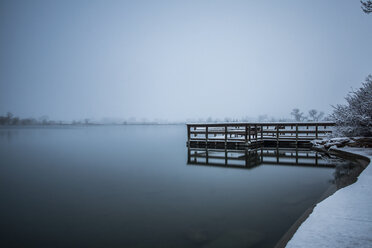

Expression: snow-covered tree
xmin=331 ymin=75 xmax=372 ymax=137
xmin=361 ymin=0 xmax=372 ymax=14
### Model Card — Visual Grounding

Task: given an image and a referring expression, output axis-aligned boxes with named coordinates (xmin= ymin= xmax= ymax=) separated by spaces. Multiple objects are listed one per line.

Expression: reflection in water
xmin=188 ymin=147 xmax=336 ymax=169
xmin=187 ymin=146 xmax=362 ymax=192
xmin=0 ymin=128 xmax=18 ymax=142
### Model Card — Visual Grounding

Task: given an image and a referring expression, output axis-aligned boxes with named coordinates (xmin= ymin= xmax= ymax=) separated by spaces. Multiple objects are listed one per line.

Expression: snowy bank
xmin=311 ymin=137 xmax=372 ymax=149
xmin=286 ymin=147 xmax=372 ymax=248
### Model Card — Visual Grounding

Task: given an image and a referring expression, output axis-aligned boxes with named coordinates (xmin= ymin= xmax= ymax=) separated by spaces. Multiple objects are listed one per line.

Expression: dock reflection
xmin=187 ymin=147 xmax=336 ymax=169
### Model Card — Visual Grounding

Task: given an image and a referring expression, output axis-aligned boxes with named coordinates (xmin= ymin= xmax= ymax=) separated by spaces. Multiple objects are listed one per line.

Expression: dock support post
xmin=187 ymin=125 xmax=190 ymax=146
xmin=255 ymin=124 xmax=258 ymax=143
xmin=187 ymin=147 xmax=191 ymax=164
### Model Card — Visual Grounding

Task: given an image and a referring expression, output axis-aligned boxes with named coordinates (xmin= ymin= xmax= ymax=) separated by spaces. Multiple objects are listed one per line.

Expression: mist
xmin=1 ymin=0 xmax=371 ymax=122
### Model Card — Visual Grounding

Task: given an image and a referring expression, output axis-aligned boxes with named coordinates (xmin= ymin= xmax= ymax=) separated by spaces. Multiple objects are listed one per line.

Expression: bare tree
xmin=361 ymin=0 xmax=372 ymax=13
xmin=258 ymin=115 xmax=268 ymax=122
xmin=291 ymin=108 xmax=305 ymax=122
xmin=224 ymin=117 xmax=231 ymax=123
xmin=308 ymin=109 xmax=317 ymax=121
xmin=6 ymin=112 xmax=13 ymax=125
xmin=308 ymin=109 xmax=325 ymax=121
xmin=39 ymin=115 xmax=49 ymax=125
xmin=206 ymin=117 xmax=213 ymax=123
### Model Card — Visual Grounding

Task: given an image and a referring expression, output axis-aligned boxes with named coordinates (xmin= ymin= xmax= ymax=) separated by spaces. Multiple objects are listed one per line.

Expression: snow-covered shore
xmin=286 ymin=147 xmax=372 ymax=248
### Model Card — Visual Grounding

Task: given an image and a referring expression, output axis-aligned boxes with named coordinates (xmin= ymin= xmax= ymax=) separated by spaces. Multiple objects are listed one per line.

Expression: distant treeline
xmin=0 ymin=112 xmax=184 ymax=126
xmin=0 ymin=112 xmax=65 ymax=125
xmin=0 ymin=108 xmax=328 ymax=126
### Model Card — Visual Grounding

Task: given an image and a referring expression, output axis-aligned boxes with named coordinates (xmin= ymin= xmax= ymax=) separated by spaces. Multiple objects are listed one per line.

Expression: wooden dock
xmin=187 ymin=122 xmax=335 ymax=148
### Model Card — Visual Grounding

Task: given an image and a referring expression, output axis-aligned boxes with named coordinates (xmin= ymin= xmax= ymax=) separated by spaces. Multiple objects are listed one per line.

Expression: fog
xmin=1 ymin=0 xmax=371 ymax=122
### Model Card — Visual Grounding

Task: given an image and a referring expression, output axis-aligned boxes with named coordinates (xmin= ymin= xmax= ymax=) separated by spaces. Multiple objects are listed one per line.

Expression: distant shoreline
xmin=0 ymin=123 xmax=186 ymax=127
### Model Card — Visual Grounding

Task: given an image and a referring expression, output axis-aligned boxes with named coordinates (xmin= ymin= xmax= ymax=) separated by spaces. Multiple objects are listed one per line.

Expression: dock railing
xmin=187 ymin=122 xmax=335 ymax=147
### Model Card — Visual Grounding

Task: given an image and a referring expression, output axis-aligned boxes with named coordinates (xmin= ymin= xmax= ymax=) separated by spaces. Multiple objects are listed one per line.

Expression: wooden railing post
xmin=260 ymin=125 xmax=263 ymax=141
xmin=315 ymin=124 xmax=318 ymax=139
xmin=255 ymin=124 xmax=258 ymax=143
xmin=205 ymin=126 xmax=208 ymax=145
xmin=187 ymin=147 xmax=191 ymax=163
xmin=276 ymin=124 xmax=279 ymax=146
xmin=224 ymin=125 xmax=227 ymax=147
xmin=245 ymin=125 xmax=248 ymax=143
xmin=296 ymin=124 xmax=298 ymax=146
xmin=248 ymin=125 xmax=251 ymax=142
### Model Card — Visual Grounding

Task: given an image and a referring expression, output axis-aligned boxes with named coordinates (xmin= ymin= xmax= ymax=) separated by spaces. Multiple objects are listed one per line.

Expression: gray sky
xmin=1 ymin=0 xmax=371 ymax=121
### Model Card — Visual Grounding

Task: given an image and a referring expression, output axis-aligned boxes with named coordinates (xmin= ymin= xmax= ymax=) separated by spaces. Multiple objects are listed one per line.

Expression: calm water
xmin=0 ymin=125 xmax=351 ymax=248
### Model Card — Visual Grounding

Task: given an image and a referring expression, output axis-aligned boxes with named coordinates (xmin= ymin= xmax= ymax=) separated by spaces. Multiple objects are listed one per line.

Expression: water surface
xmin=0 ymin=125 xmax=353 ymax=248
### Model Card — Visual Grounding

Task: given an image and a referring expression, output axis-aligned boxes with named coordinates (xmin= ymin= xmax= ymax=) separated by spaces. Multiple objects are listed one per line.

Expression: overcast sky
xmin=1 ymin=0 xmax=371 ymax=121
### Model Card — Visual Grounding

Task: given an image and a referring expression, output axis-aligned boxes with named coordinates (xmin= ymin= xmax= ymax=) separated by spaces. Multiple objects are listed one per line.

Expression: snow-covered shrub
xmin=330 ymin=75 xmax=372 ymax=137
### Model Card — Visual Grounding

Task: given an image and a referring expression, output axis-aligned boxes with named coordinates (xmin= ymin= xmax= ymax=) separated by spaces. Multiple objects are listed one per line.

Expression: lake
xmin=0 ymin=125 xmax=355 ymax=248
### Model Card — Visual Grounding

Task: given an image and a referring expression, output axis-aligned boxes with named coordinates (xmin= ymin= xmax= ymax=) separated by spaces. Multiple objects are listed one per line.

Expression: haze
xmin=1 ymin=0 xmax=371 ymax=122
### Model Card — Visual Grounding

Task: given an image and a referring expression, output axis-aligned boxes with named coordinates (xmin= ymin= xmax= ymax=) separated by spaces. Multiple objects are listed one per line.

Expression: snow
xmin=311 ymin=137 xmax=372 ymax=149
xmin=311 ymin=137 xmax=352 ymax=149
xmin=286 ymin=147 xmax=372 ymax=248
